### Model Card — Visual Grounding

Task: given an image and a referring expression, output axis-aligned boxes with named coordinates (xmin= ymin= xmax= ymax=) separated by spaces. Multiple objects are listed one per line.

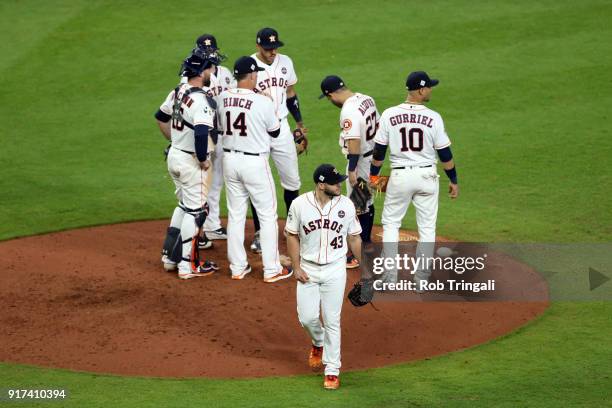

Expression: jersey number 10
xmin=399 ymin=127 xmax=424 ymax=151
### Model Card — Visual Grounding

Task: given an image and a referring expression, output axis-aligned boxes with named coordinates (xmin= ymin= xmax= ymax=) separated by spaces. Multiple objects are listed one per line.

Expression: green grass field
xmin=1 ymin=0 xmax=611 ymax=406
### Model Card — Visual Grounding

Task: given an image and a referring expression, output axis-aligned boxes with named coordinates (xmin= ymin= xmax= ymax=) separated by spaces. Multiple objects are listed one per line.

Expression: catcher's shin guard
xmin=162 ymin=227 xmax=182 ymax=264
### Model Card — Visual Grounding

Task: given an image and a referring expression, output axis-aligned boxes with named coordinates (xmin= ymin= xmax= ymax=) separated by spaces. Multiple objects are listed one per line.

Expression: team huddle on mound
xmin=153 ymin=27 xmax=459 ymax=390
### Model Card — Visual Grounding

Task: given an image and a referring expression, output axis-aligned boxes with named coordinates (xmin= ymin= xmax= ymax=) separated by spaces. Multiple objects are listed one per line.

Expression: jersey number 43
xmin=330 ymin=236 xmax=344 ymax=249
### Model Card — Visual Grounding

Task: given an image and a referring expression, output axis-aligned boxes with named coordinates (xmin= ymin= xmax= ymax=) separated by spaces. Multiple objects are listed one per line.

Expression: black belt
xmin=393 ymin=165 xmax=433 ymax=169
xmin=345 ymin=150 xmax=374 ymax=159
xmin=223 ymin=148 xmax=261 ymax=156
xmin=173 ymin=147 xmax=195 ymax=155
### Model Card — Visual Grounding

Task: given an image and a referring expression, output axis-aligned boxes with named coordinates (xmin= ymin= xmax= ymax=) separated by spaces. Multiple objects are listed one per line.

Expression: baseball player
xmin=155 ymin=48 xmax=220 ymax=279
xmin=370 ymin=71 xmax=459 ymax=286
xmin=180 ymin=34 xmax=236 ymax=246
xmin=217 ymin=56 xmax=293 ymax=282
xmin=285 ymin=164 xmax=363 ymax=390
xmin=319 ymin=75 xmax=380 ymax=269
xmin=248 ymin=27 xmax=306 ymax=253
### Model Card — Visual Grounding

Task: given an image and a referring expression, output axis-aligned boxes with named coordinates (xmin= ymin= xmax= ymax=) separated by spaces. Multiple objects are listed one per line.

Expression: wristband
xmin=347 ymin=154 xmax=359 ymax=172
xmin=444 ymin=167 xmax=458 ymax=184
xmin=286 ymin=95 xmax=302 ymax=123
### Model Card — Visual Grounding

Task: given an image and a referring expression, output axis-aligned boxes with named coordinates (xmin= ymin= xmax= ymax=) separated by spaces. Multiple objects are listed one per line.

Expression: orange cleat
xmin=346 ymin=255 xmax=360 ymax=269
xmin=323 ymin=375 xmax=340 ymax=390
xmin=308 ymin=345 xmax=323 ymax=370
xmin=264 ymin=266 xmax=293 ymax=283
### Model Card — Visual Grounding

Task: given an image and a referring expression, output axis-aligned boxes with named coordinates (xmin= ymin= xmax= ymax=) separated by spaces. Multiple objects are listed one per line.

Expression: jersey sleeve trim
xmin=434 ymin=141 xmax=451 ymax=149
xmin=284 ymin=226 xmax=299 ymax=235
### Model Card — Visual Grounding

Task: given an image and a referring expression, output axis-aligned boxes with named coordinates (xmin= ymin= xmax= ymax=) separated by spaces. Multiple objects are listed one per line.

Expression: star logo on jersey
xmin=342 ymin=119 xmax=352 ymax=130
xmin=204 ymin=39 xmax=212 ymax=46
xmin=269 ymin=35 xmax=276 ymax=42
xmin=225 ymin=77 xmax=230 ymax=84
xmin=338 ymin=210 xmax=345 ymax=218
xmin=281 ymin=67 xmax=287 ymax=74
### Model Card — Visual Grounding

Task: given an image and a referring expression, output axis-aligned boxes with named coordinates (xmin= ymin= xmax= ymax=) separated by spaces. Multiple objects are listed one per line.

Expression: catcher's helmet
xmin=180 ymin=47 xmax=219 ymax=77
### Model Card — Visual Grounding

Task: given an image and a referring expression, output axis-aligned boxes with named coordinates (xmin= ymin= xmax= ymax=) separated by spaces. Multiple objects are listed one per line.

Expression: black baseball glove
xmin=349 ymin=177 xmax=372 ymax=214
xmin=347 ymin=278 xmax=375 ymax=307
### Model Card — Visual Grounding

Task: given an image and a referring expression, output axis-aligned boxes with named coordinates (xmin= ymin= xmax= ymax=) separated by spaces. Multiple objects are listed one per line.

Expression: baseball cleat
xmin=231 ymin=264 xmax=252 ymax=280
xmin=178 ymin=261 xmax=218 ymax=279
xmin=198 ymin=236 xmax=213 ymax=249
xmin=263 ymin=266 xmax=293 ymax=283
xmin=323 ymin=375 xmax=340 ymax=390
xmin=308 ymin=345 xmax=323 ymax=370
xmin=205 ymin=227 xmax=227 ymax=240
xmin=161 ymin=255 xmax=177 ymax=271
xmin=346 ymin=254 xmax=360 ymax=269
xmin=250 ymin=231 xmax=262 ymax=254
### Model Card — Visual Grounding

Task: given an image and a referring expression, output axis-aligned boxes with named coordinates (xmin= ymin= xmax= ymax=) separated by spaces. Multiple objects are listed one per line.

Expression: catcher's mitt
xmin=350 ymin=177 xmax=372 ymax=214
xmin=347 ymin=278 xmax=375 ymax=307
xmin=369 ymin=175 xmax=389 ymax=193
xmin=293 ymin=128 xmax=308 ymax=155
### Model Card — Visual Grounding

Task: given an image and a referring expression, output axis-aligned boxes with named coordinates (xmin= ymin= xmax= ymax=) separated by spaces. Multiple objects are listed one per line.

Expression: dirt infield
xmin=0 ymin=220 xmax=548 ymax=378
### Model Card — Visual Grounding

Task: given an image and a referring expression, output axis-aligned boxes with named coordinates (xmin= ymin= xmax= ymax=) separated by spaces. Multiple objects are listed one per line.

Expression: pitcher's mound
xmin=0 ymin=220 xmax=547 ymax=378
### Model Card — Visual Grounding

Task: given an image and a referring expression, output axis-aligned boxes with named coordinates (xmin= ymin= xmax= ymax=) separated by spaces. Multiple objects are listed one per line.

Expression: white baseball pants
xmin=296 ymin=257 xmax=346 ymax=376
xmin=381 ymin=166 xmax=439 ymax=279
xmin=167 ymin=147 xmax=211 ymax=273
xmin=203 ymin=141 xmax=224 ymax=232
xmin=270 ymin=119 xmax=301 ymax=191
xmin=223 ymin=152 xmax=282 ymax=278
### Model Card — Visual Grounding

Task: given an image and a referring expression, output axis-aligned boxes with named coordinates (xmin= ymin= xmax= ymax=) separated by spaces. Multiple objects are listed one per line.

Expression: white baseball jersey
xmin=217 ymin=88 xmax=280 ymax=153
xmin=375 ymin=103 xmax=451 ymax=167
xmin=339 ymin=93 xmax=379 ymax=155
xmin=250 ymin=53 xmax=297 ymax=120
xmin=159 ymin=83 xmax=215 ymax=153
xmin=285 ymin=192 xmax=362 ymax=264
xmin=180 ymin=65 xmax=236 ymax=97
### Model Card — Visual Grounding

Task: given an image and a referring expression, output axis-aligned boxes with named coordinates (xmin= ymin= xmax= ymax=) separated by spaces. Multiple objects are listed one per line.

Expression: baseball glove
xmin=350 ymin=177 xmax=372 ymax=214
xmin=347 ymin=278 xmax=375 ymax=307
xmin=293 ymin=128 xmax=308 ymax=155
xmin=369 ymin=175 xmax=390 ymax=193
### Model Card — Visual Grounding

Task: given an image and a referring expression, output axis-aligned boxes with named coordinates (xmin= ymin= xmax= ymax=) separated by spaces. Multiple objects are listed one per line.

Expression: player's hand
xmin=199 ymin=160 xmax=211 ymax=170
xmin=297 ymin=124 xmax=308 ymax=136
xmin=448 ymin=183 xmax=459 ymax=199
xmin=349 ymin=171 xmax=358 ymax=187
xmin=294 ymin=267 xmax=309 ymax=283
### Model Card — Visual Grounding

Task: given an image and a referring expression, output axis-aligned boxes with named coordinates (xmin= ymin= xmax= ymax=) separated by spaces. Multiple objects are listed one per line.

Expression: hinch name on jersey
xmin=358 ymin=98 xmax=376 ymax=115
xmin=389 ymin=113 xmax=433 ymax=128
xmin=255 ymin=77 xmax=289 ymax=93
xmin=223 ymin=97 xmax=253 ymax=110
xmin=302 ymin=219 xmax=343 ymax=235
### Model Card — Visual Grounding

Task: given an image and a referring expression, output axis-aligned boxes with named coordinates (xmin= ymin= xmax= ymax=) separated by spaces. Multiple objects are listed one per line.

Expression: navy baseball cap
xmin=256 ymin=27 xmax=284 ymax=49
xmin=196 ymin=34 xmax=218 ymax=50
xmin=233 ymin=56 xmax=265 ymax=75
xmin=319 ymin=75 xmax=345 ymax=99
xmin=406 ymin=71 xmax=439 ymax=91
xmin=313 ymin=164 xmax=348 ymax=185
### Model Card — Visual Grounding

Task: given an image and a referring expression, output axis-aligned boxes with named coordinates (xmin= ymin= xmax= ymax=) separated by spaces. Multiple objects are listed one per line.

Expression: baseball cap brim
xmin=261 ymin=40 xmax=284 ymax=50
xmin=326 ymin=174 xmax=348 ymax=184
xmin=429 ymin=79 xmax=439 ymax=87
xmin=318 ymin=93 xmax=328 ymax=99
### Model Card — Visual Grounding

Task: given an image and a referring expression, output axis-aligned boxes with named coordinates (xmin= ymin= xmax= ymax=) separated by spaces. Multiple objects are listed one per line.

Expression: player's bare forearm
xmin=286 ymin=232 xmax=308 ymax=281
xmin=347 ymin=234 xmax=363 ymax=265
xmin=286 ymin=85 xmax=296 ymax=99
xmin=371 ymin=158 xmax=383 ymax=168
xmin=157 ymin=120 xmax=171 ymax=141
